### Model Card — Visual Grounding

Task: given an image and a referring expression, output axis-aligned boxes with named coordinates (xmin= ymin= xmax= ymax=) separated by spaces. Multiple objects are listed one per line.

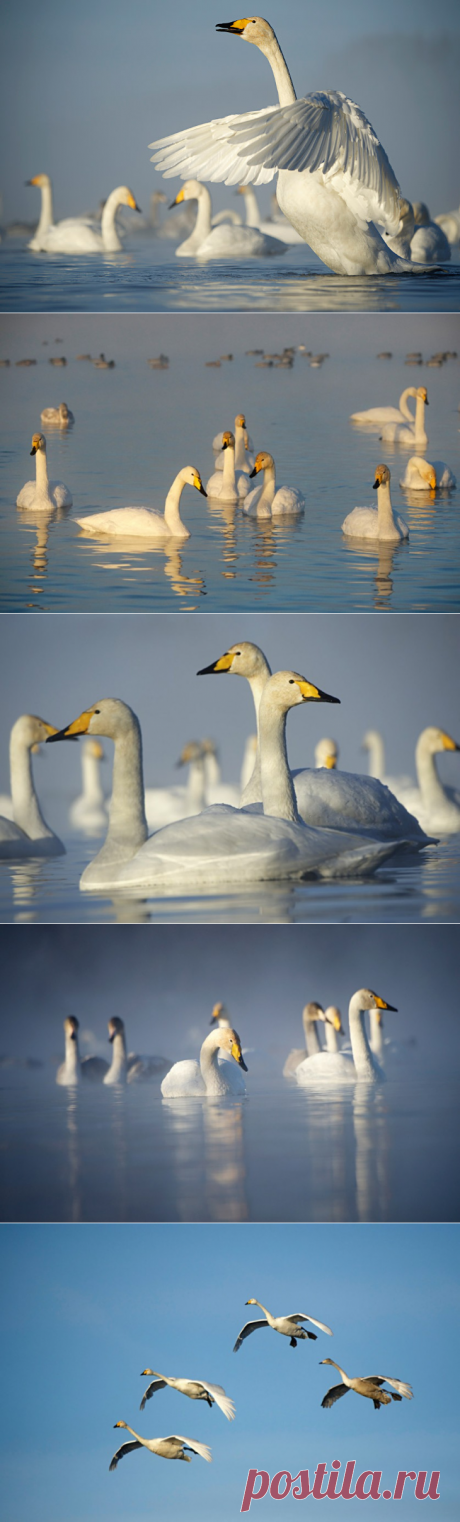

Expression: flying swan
xmin=17 ymin=434 xmax=72 ymax=511
xmin=341 ymin=465 xmax=409 ymax=542
xmin=243 ymin=451 xmax=305 ymax=516
xmin=160 ymin=1026 xmax=248 ymax=1097
xmin=75 ymin=466 xmax=207 ymax=538
xmin=27 ymin=175 xmax=142 ymax=253
xmin=234 ymin=1300 xmax=333 ymax=1351
xmin=0 ymin=715 xmax=64 ymax=858
xmin=320 ymin=1361 xmax=413 ymax=1409
xmin=295 ymin=989 xmax=397 ymax=1085
xmin=169 ymin=178 xmax=287 ymax=257
xmin=139 ymin=1373 xmax=235 ymax=1419
xmin=110 ymin=1427 xmax=212 ymax=1470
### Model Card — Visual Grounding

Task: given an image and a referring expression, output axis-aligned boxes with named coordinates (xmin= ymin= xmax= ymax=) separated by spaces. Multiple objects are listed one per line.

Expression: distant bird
xmin=234 ymin=1299 xmax=333 ymax=1351
xmin=110 ymin=1425 xmax=212 ymax=1470
xmin=320 ymin=1360 xmax=413 ymax=1410
xmin=139 ymin=1372 xmax=235 ymax=1419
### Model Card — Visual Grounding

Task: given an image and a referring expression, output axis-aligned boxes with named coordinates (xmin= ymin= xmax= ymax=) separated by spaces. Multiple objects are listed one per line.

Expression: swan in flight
xmin=161 ymin=1026 xmax=248 ymax=1097
xmin=104 ymin=1016 xmax=170 ymax=1083
xmin=0 ymin=715 xmax=64 ymax=858
xmin=17 ymin=434 xmax=72 ymax=511
xmin=139 ymin=1373 xmax=235 ymax=1419
xmin=243 ymin=451 xmax=305 ymax=516
xmin=320 ymin=1361 xmax=413 ymax=1409
xmin=283 ymin=1000 xmax=331 ymax=1076
xmin=400 ymin=456 xmax=456 ymax=491
xmin=75 ymin=467 xmax=207 ymax=538
xmin=206 ymin=432 xmax=250 ymax=502
xmin=350 ymin=387 xmax=427 ymax=431
xmin=234 ymin=1299 xmax=333 ymax=1351
xmin=213 ymin=414 xmax=255 ymax=472
xmin=341 ymin=465 xmax=409 ymax=542
xmin=70 ymin=739 xmax=108 ymax=834
xmin=315 ymin=738 xmax=338 ymax=769
xmin=295 ymin=989 xmax=397 ymax=1085
xmin=237 ymin=183 xmax=304 ymax=243
xmin=169 ymin=179 xmax=287 ymax=257
xmin=150 ymin=17 xmax=417 ymax=277
xmin=389 ymin=727 xmax=460 ymax=834
xmin=197 ymin=642 xmax=432 ymax=848
xmin=27 ymin=176 xmax=141 ymax=252
xmin=380 ymin=388 xmax=428 ymax=448
xmin=110 ymin=1426 xmax=212 ymax=1470
xmin=410 ymin=202 xmax=451 ymax=263
xmin=56 ymin=1016 xmax=110 ymax=1084
xmin=40 ymin=403 xmax=74 ymax=427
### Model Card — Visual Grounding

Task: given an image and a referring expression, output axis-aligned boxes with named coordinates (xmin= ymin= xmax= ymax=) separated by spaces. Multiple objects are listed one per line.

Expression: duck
xmin=56 ymin=1016 xmax=110 ymax=1084
xmin=350 ymin=387 xmax=427 ymax=431
xmin=213 ymin=414 xmax=255 ymax=472
xmin=320 ymin=1361 xmax=413 ymax=1409
xmin=0 ymin=715 xmax=64 ymax=858
xmin=243 ymin=451 xmax=305 ymax=517
xmin=26 ymin=176 xmax=141 ymax=252
xmin=283 ymin=1001 xmax=329 ymax=1076
xmin=110 ymin=1427 xmax=212 ymax=1470
xmin=69 ymin=739 xmax=108 ymax=834
xmin=139 ymin=1372 xmax=235 ymax=1418
xmin=380 ymin=388 xmax=428 ymax=448
xmin=40 ymin=403 xmax=74 ymax=427
xmin=17 ymin=433 xmax=72 ymax=511
xmin=388 ymin=727 xmax=460 ymax=834
xmin=169 ymin=179 xmax=287 ymax=257
xmin=206 ymin=432 xmax=250 ymax=502
xmin=295 ymin=989 xmax=398 ymax=1084
xmin=233 ymin=1299 xmax=333 ymax=1351
xmin=341 ymin=465 xmax=409 ymax=542
xmin=75 ymin=467 xmax=207 ymax=538
xmin=160 ymin=1026 xmax=248 ymax=1097
xmin=315 ymin=738 xmax=338 ymax=769
xmin=104 ymin=1016 xmax=170 ymax=1084
xmin=400 ymin=456 xmax=456 ymax=491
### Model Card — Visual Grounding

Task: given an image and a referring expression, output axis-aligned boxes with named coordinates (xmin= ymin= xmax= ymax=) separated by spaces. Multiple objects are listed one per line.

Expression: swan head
xmin=234 ymin=414 xmax=246 ymax=428
xmin=210 ymin=1001 xmax=231 ymax=1027
xmin=113 ymin=1421 xmax=128 ymax=1430
xmin=64 ymin=1016 xmax=79 ymax=1041
xmin=221 ymin=431 xmax=235 ymax=451
xmin=209 ymin=1025 xmax=248 ymax=1069
xmin=30 ymin=433 xmax=46 ymax=456
xmin=25 ymin=174 xmax=51 ymax=189
xmin=373 ymin=464 xmax=391 ymax=489
xmin=179 ymin=465 xmax=207 ymax=496
xmin=11 ymin=714 xmax=60 ymax=749
xmin=406 ymin=456 xmax=437 ymax=489
xmin=197 ymin=640 xmax=270 ymax=679
xmin=355 ymin=989 xmax=398 ymax=1013
xmin=319 ymin=1358 xmax=336 ymax=1367
xmin=85 ymin=739 xmax=105 ymax=761
xmin=108 ymin=1017 xmax=125 ymax=1042
xmin=111 ymin=187 xmax=141 ymax=212
xmin=413 ymin=202 xmax=430 ymax=227
xmin=417 ymin=726 xmax=460 ymax=757
xmin=170 ymin=179 xmax=203 ymax=208
xmin=262 ymin=670 xmax=340 ymax=715
xmin=59 ymin=404 xmax=71 ymax=420
xmin=325 ymin=1006 xmax=344 ymax=1034
xmin=176 ymin=740 xmax=204 ymax=766
xmin=249 ymin=451 xmax=274 ymax=477
xmin=47 ymin=697 xmax=140 ymax=745
xmin=216 ymin=18 xmax=277 ymax=49
xmin=416 ymin=387 xmax=428 ymax=404
xmin=302 ymin=1001 xmax=324 ymax=1029
xmin=361 ymin=728 xmax=381 ymax=750
xmin=315 ymin=738 xmax=338 ymax=769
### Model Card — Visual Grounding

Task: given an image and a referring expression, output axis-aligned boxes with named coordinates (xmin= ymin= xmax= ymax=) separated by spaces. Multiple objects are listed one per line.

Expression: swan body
xmin=435 ymin=208 xmax=460 ymax=246
xmin=234 ymin=1299 xmax=333 ymax=1352
xmin=400 ymin=456 xmax=456 ymax=491
xmin=0 ymin=715 xmax=64 ymax=858
xmin=17 ymin=433 xmax=72 ymax=511
xmin=213 ymin=414 xmax=254 ymax=472
xmin=342 ymin=464 xmax=408 ymax=542
xmin=40 ymin=403 xmax=74 ymax=427
xmin=170 ymin=179 xmax=286 ymax=257
xmin=206 ymin=433 xmax=250 ymax=502
xmin=243 ymin=451 xmax=305 ymax=517
xmin=104 ymin=1016 xmax=169 ymax=1084
xmin=139 ymin=1373 xmax=235 ymax=1419
xmin=380 ymin=387 xmax=428 ymax=447
xmin=390 ymin=727 xmax=460 ymax=834
xmin=150 ymin=19 xmax=418 ymax=278
xmin=145 ymin=741 xmax=207 ymax=829
xmin=295 ymin=989 xmax=397 ymax=1085
xmin=410 ymin=203 xmax=451 ymax=263
xmin=70 ymin=739 xmax=108 ymax=833
xmin=110 ymin=1425 xmax=212 ymax=1470
xmin=320 ymin=1360 xmax=413 ymax=1409
xmin=56 ymin=1017 xmax=109 ymax=1085
xmin=161 ymin=1026 xmax=247 ymax=1097
xmin=237 ymin=183 xmax=304 ymax=243
xmin=351 ymin=387 xmax=426 ymax=431
xmin=27 ymin=177 xmax=141 ymax=252
xmin=75 ymin=467 xmax=207 ymax=538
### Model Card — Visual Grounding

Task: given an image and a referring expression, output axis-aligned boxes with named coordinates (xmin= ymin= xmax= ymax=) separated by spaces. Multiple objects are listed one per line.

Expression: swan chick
xmin=234 ymin=1298 xmax=333 ymax=1351
xmin=139 ymin=1372 xmax=235 ymax=1419
xmin=320 ymin=1360 xmax=413 ymax=1409
xmin=161 ymin=1026 xmax=247 ymax=1098
xmin=342 ymin=465 xmax=408 ymax=542
xmin=17 ymin=434 xmax=72 ymax=512
xmin=110 ymin=1425 xmax=212 ymax=1469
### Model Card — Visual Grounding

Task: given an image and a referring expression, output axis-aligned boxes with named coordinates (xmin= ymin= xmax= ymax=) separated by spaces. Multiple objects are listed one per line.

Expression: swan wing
xmin=109 ymin=1440 xmax=142 ymax=1470
xmin=321 ymin=1382 xmax=350 ymax=1408
xmin=161 ymin=1059 xmax=205 ymax=1097
xmin=140 ymin=1379 xmax=166 ymax=1410
xmin=376 ymin=1377 xmax=413 ymax=1399
xmin=199 ymin=1382 xmax=236 ymax=1420
xmin=171 ymin=1436 xmax=212 ymax=1462
xmin=287 ymin=1314 xmax=333 ymax=1335
xmin=233 ymin=1318 xmax=270 ymax=1352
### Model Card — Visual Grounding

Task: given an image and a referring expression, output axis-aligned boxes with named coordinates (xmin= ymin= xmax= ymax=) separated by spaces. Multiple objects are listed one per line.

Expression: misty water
xmin=1 ymin=317 xmax=459 ymax=613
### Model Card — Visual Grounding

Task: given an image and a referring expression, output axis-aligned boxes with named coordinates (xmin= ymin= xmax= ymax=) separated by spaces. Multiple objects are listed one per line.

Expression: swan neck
xmin=366 ymin=733 xmax=385 ymax=780
xmin=258 ymin=462 xmax=276 ymax=507
xmin=415 ymin=394 xmax=426 ymax=436
xmin=64 ymin=1032 xmax=80 ymax=1081
xmin=35 ymin=449 xmax=50 ymax=496
xmin=240 ymin=663 xmax=272 ymax=806
xmin=304 ymin=1018 xmax=322 ymax=1057
xmin=222 ymin=446 xmax=236 ymax=487
xmin=164 ymin=474 xmax=188 ymax=533
xmin=204 ymin=753 xmax=220 ymax=787
xmin=195 ymin=185 xmax=213 ymax=241
xmin=259 ymin=34 xmax=297 ymax=106
xmin=234 ymin=425 xmax=248 ymax=469
xmin=243 ymin=188 xmax=261 ymax=227
xmin=108 ymin=1029 xmax=127 ymax=1080
xmin=348 ymin=994 xmax=378 ymax=1078
xmin=37 ymin=180 xmax=54 ymax=237
xmin=82 ymin=750 xmax=104 ymax=805
xmin=377 ymin=479 xmax=397 ymax=531
xmin=399 ymin=389 xmax=416 ymax=423
xmin=415 ymin=737 xmax=448 ymax=808
xmin=368 ymin=1011 xmax=384 ymax=1060
xmin=101 ymin=190 xmax=123 ymax=250
xmin=187 ymin=757 xmax=206 ymax=807
xmin=105 ymin=718 xmax=148 ymax=857
xmin=324 ymin=1024 xmax=339 ymax=1054
xmin=200 ymin=1034 xmax=222 ymax=1082
xmin=258 ymin=699 xmax=299 ymax=822
xmin=10 ymin=728 xmax=51 ymax=838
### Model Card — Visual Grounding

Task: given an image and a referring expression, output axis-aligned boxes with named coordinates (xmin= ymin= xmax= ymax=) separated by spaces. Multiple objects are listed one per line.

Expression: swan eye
xmin=94 ymin=709 xmax=100 ymax=714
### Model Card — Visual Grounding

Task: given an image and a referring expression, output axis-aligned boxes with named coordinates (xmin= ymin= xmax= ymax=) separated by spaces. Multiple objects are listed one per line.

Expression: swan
xmin=75 ymin=467 xmax=207 ymax=538
xmin=410 ymin=202 xmax=451 ymax=263
xmin=69 ymin=739 xmax=108 ymax=834
xmin=315 ymin=738 xmax=338 ymax=769
xmin=56 ymin=1016 xmax=109 ymax=1084
xmin=110 ymin=1426 xmax=212 ymax=1470
xmin=341 ymin=465 xmax=409 ymax=542
xmin=323 ymin=1007 xmax=345 ymax=1053
xmin=389 ymin=727 xmax=460 ymax=834
xmin=400 ymin=456 xmax=456 ymax=491
xmin=201 ymin=740 xmax=241 ymax=806
xmin=283 ymin=1000 xmax=328 ymax=1076
xmin=213 ymin=414 xmax=255 ymax=472
xmin=243 ymin=451 xmax=305 ymax=516
xmin=380 ymin=388 xmax=428 ymax=448
xmin=139 ymin=1373 xmax=235 ymax=1419
xmin=435 ymin=208 xmax=460 ymax=246
xmin=144 ymin=741 xmax=206 ymax=829
xmin=17 ymin=433 xmax=72 ymax=511
xmin=295 ymin=989 xmax=397 ymax=1085
xmin=206 ymin=432 xmax=250 ymax=502
xmin=160 ymin=1026 xmax=248 ymax=1097
xmin=0 ymin=715 xmax=64 ymax=858
xmin=350 ymin=387 xmax=427 ymax=431
xmin=320 ymin=1361 xmax=413 ymax=1409
xmin=104 ymin=1016 xmax=170 ymax=1083
xmin=40 ymin=403 xmax=74 ymax=427
xmin=197 ymin=642 xmax=431 ymax=847
xmin=150 ymin=18 xmax=419 ymax=277
xmin=361 ymin=730 xmax=413 ymax=793
xmin=237 ymin=183 xmax=305 ymax=243
xmin=26 ymin=176 xmax=141 ymax=252
xmin=169 ymin=179 xmax=287 ymax=257
xmin=234 ymin=1300 xmax=333 ymax=1351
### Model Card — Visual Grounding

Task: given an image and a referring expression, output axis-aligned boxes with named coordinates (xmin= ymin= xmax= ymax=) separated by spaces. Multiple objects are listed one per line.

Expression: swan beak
xmin=25 ymin=176 xmax=40 ymax=186
xmin=170 ymin=188 xmax=185 ymax=209
xmin=30 ymin=443 xmax=38 ymax=455
xmin=374 ymin=996 xmax=398 ymax=1011
xmin=441 ymin=733 xmax=460 ymax=751
xmin=197 ymin=652 xmax=234 ymax=674
xmin=193 ymin=474 xmax=207 ymax=496
xmin=249 ymin=463 xmax=261 ymax=477
xmin=46 ymin=708 xmax=94 ymax=742
xmin=216 ymin=21 xmax=247 ymax=36
xmin=113 ymin=1422 xmax=124 ymax=1428
xmin=231 ymin=1039 xmax=248 ymax=1070
xmin=295 ymin=681 xmax=340 ymax=705
xmin=325 ymin=755 xmax=337 ymax=769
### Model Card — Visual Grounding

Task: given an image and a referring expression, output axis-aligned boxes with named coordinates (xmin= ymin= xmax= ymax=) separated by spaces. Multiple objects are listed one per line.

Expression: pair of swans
xmin=363 ymin=726 xmax=460 ymax=833
xmin=56 ymin=1014 xmax=169 ymax=1085
xmin=342 ymin=465 xmax=408 ymax=543
xmin=283 ymin=1001 xmax=344 ymax=1076
xmin=243 ymin=452 xmax=305 ymax=517
xmin=139 ymin=1372 xmax=235 ymax=1419
xmin=17 ymin=434 xmax=72 ymax=511
xmin=161 ymin=1025 xmax=247 ymax=1097
xmin=350 ymin=388 xmax=428 ymax=448
xmin=170 ymin=179 xmax=287 ymax=257
xmin=75 ymin=466 xmax=207 ymax=539
xmin=234 ymin=1300 xmax=333 ymax=1352
xmin=110 ymin=1428 xmax=211 ymax=1471
xmin=400 ymin=456 xmax=456 ymax=491
xmin=0 ymin=715 xmax=64 ymax=858
xmin=212 ymin=413 xmax=255 ymax=471
xmin=70 ymin=739 xmax=108 ymax=834
xmin=150 ymin=17 xmax=422 ymax=277
xmin=321 ymin=1363 xmax=413 ymax=1410
xmin=294 ymin=989 xmax=397 ymax=1085
xmin=206 ymin=432 xmax=250 ymax=503
xmin=197 ymin=641 xmax=433 ymax=848
xmin=40 ymin=403 xmax=74 ymax=427
xmin=27 ymin=175 xmax=141 ymax=253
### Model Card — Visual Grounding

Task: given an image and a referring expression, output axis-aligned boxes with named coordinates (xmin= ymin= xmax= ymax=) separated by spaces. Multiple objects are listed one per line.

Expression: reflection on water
xmin=342 ymin=539 xmax=404 ymax=611
xmin=17 ymin=501 xmax=72 ymax=608
xmin=162 ymin=1096 xmax=248 ymax=1221
xmin=65 ymin=1088 xmax=82 ymax=1223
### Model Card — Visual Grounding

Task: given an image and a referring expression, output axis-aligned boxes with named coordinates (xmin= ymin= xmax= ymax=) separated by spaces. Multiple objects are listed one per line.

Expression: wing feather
xmin=233 ymin=1318 xmax=270 ymax=1352
xmin=376 ymin=1376 xmax=413 ymax=1399
xmin=321 ymin=1383 xmax=349 ymax=1408
xmin=287 ymin=1313 xmax=333 ymax=1335
xmin=140 ymin=1378 xmax=166 ymax=1410
xmin=109 ymin=1440 xmax=142 ymax=1470
xmin=170 ymin=1436 xmax=212 ymax=1462
xmin=199 ymin=1381 xmax=236 ymax=1420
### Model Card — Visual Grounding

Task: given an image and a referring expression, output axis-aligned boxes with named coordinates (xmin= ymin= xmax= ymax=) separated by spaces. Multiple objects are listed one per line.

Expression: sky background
xmin=1 ymin=0 xmax=460 ymax=223
xmin=1 ymin=1223 xmax=459 ymax=1520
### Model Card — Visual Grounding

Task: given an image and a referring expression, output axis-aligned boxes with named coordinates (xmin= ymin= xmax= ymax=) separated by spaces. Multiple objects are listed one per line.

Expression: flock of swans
xmin=345 ymin=383 xmax=456 ymax=543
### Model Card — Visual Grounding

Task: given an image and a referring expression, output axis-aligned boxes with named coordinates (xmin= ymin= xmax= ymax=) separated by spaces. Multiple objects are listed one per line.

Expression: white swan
xmin=283 ymin=1000 xmax=328 ymax=1075
xmin=110 ymin=1426 xmax=211 ymax=1470
xmin=27 ymin=175 xmax=141 ymax=252
xmin=380 ymin=388 xmax=428 ymax=448
xmin=169 ymin=178 xmax=287 ymax=257
xmin=320 ymin=1361 xmax=413 ymax=1409
xmin=389 ymin=727 xmax=460 ymax=834
xmin=75 ymin=467 xmax=207 ymax=538
xmin=243 ymin=451 xmax=305 ymax=516
xmin=400 ymin=456 xmax=456 ymax=491
xmin=234 ymin=1299 xmax=333 ymax=1351
xmin=342 ymin=465 xmax=409 ymax=542
xmin=0 ymin=715 xmax=64 ymax=858
xmin=197 ymin=642 xmax=430 ymax=847
xmin=206 ymin=432 xmax=250 ymax=502
xmin=47 ymin=685 xmax=401 ymax=891
xmin=17 ymin=433 xmax=72 ymax=511
xmin=361 ymin=730 xmax=413 ymax=793
xmin=161 ymin=1026 xmax=247 ymax=1097
xmin=145 ymin=741 xmax=206 ymax=829
xmin=295 ymin=989 xmax=397 ymax=1084
xmin=237 ymin=183 xmax=304 ymax=243
xmin=410 ymin=202 xmax=451 ymax=263
xmin=40 ymin=403 xmax=74 ymax=427
xmin=56 ymin=1016 xmax=109 ymax=1084
xmin=104 ymin=1016 xmax=170 ymax=1084
xmin=350 ymin=387 xmax=426 ymax=430
xmin=70 ymin=739 xmax=108 ymax=834
xmin=435 ymin=207 xmax=460 ymax=246
xmin=150 ymin=18 xmax=417 ymax=277
xmin=315 ymin=738 xmax=338 ymax=769
xmin=213 ymin=414 xmax=255 ymax=472
xmin=139 ymin=1372 xmax=235 ymax=1419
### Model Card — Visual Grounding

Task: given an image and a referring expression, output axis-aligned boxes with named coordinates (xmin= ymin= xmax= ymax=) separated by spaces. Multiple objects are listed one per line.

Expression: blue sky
xmin=1 ymin=1224 xmax=459 ymax=1520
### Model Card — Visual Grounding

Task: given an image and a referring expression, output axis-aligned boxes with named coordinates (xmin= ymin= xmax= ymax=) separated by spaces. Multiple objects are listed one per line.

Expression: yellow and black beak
xmin=169 ymin=188 xmax=185 ymax=210
xmin=231 ymin=1039 xmax=248 ymax=1070
xmin=216 ymin=20 xmax=247 ymax=36
xmin=194 ymin=475 xmax=207 ymax=497
xmin=197 ymin=652 xmax=234 ymax=675
xmin=295 ymin=680 xmax=340 ymax=705
xmin=30 ymin=443 xmax=38 ymax=455
xmin=249 ymin=462 xmax=262 ymax=478
xmin=373 ymin=996 xmax=398 ymax=1012
xmin=47 ymin=709 xmax=95 ymax=743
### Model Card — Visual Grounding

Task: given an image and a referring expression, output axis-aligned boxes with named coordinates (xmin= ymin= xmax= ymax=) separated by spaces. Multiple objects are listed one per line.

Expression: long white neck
xmin=252 ymin=1300 xmax=271 ymax=1322
xmin=200 ymin=1030 xmax=226 ymax=1082
xmin=414 ymin=394 xmax=427 ymax=441
xmin=164 ymin=473 xmax=189 ymax=536
xmin=107 ymin=1029 xmax=127 ymax=1081
xmin=376 ymin=479 xmax=398 ymax=536
xmin=82 ymin=749 xmax=105 ymax=806
xmin=365 ymin=733 xmax=385 ymax=780
xmin=222 ymin=446 xmax=237 ymax=490
xmin=101 ymin=190 xmax=123 ymax=251
xmin=304 ymin=1015 xmax=322 ymax=1057
xmin=63 ymin=1030 xmax=80 ymax=1082
xmin=415 ymin=736 xmax=449 ymax=810
xmin=257 ymin=32 xmax=297 ymax=106
xmin=368 ymin=1011 xmax=384 ymax=1060
xmin=204 ymin=752 xmax=220 ymax=787
xmin=240 ymin=658 xmax=273 ymax=806
xmin=348 ymin=993 xmax=379 ymax=1079
xmin=258 ymin=461 xmax=276 ymax=509
xmin=258 ymin=693 xmax=300 ymax=822
xmin=329 ymin=1362 xmax=350 ymax=1386
xmin=243 ymin=188 xmax=261 ymax=227
xmin=100 ymin=717 xmax=148 ymax=864
xmin=34 ymin=448 xmax=52 ymax=502
xmin=187 ymin=756 xmax=206 ymax=808
xmin=36 ymin=180 xmax=54 ymax=238
xmin=324 ymin=1024 xmax=340 ymax=1054
xmin=399 ymin=388 xmax=416 ymax=423
xmin=10 ymin=726 xmax=52 ymax=838
xmin=194 ymin=185 xmax=213 ymax=242
xmin=234 ymin=424 xmax=248 ymax=469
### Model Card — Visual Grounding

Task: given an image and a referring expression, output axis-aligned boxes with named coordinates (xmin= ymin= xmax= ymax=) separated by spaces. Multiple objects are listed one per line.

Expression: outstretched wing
xmin=376 ymin=1376 xmax=413 ymax=1400
xmin=233 ymin=1318 xmax=270 ymax=1352
xmin=109 ymin=1440 xmax=142 ymax=1470
xmin=287 ymin=1313 xmax=333 ymax=1335
xmin=171 ymin=1436 xmax=212 ymax=1462
xmin=140 ymin=1378 xmax=166 ymax=1410
xmin=321 ymin=1383 xmax=350 ymax=1408
xmin=199 ymin=1381 xmax=236 ymax=1420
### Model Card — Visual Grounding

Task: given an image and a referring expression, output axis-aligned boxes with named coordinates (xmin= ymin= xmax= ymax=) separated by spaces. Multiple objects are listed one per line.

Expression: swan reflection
xmin=343 ymin=539 xmax=404 ymax=609
xmin=18 ymin=501 xmax=72 ymax=598
xmin=162 ymin=1095 xmax=248 ymax=1220
xmin=65 ymin=1087 xmax=82 ymax=1222
xmin=75 ymin=531 xmax=206 ymax=606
